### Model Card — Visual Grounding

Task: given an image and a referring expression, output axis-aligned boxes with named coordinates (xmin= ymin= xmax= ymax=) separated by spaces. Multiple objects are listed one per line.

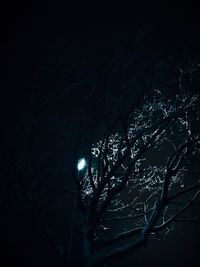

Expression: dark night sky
xmin=1 ymin=2 xmax=200 ymax=267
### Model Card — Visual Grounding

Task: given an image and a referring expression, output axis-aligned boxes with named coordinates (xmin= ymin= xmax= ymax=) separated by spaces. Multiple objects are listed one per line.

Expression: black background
xmin=1 ymin=2 xmax=200 ymax=267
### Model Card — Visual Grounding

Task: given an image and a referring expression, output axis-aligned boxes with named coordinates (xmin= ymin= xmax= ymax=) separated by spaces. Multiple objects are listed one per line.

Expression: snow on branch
xmin=72 ymin=68 xmax=200 ymax=265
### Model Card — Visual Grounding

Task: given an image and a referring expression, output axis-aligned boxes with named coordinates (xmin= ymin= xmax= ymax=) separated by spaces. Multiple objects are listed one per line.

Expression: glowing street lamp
xmin=77 ymin=158 xmax=86 ymax=171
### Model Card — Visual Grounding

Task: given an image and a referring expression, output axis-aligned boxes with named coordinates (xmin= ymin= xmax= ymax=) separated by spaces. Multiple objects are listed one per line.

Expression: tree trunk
xmin=82 ymin=226 xmax=96 ymax=267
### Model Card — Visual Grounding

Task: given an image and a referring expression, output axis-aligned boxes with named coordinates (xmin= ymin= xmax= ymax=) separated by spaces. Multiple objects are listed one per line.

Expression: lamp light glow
xmin=77 ymin=158 xmax=86 ymax=171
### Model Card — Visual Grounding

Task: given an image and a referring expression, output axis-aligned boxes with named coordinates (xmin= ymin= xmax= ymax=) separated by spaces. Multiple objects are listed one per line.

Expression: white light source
xmin=77 ymin=158 xmax=86 ymax=171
